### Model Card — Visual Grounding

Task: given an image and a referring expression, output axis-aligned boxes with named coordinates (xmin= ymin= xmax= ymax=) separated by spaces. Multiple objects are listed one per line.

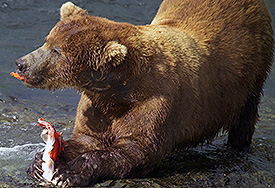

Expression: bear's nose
xmin=15 ymin=59 xmax=27 ymax=74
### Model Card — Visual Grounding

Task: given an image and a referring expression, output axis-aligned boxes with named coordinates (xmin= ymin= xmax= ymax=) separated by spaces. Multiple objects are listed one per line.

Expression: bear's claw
xmin=50 ymin=159 xmax=77 ymax=187
xmin=52 ymin=174 xmax=71 ymax=187
xmin=27 ymin=150 xmax=83 ymax=187
xmin=33 ymin=170 xmax=44 ymax=181
xmin=26 ymin=151 xmax=44 ymax=181
xmin=51 ymin=159 xmax=94 ymax=187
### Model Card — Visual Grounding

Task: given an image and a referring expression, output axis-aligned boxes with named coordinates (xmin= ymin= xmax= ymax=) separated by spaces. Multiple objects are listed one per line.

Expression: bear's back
xmin=151 ymin=0 xmax=273 ymax=56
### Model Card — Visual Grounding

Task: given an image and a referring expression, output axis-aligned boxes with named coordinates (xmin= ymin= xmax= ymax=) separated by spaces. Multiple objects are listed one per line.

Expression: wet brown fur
xmin=21 ymin=0 xmax=274 ymax=186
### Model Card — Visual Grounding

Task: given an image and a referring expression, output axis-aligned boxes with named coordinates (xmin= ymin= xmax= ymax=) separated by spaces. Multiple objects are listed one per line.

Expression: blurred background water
xmin=0 ymin=0 xmax=274 ymax=187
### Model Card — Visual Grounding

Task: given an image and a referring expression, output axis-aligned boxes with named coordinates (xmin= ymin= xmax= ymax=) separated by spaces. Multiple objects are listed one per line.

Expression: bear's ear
xmin=96 ymin=41 xmax=128 ymax=71
xmin=60 ymin=2 xmax=87 ymax=20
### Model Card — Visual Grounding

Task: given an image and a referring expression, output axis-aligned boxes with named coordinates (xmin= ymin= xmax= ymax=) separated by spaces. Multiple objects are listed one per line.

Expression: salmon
xmin=37 ymin=118 xmax=65 ymax=181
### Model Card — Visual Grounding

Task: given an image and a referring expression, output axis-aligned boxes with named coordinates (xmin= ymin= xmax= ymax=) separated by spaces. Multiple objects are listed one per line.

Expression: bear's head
xmin=15 ymin=2 xmax=130 ymax=92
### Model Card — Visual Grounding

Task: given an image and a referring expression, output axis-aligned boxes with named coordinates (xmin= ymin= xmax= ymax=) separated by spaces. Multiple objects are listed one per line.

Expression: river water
xmin=0 ymin=0 xmax=274 ymax=187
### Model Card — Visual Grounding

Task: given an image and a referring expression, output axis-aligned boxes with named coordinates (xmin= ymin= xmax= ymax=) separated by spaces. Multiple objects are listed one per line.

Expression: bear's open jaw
xmin=17 ymin=71 xmax=50 ymax=90
xmin=13 ymin=71 xmax=36 ymax=88
xmin=10 ymin=71 xmax=40 ymax=89
xmin=22 ymin=80 xmax=36 ymax=88
xmin=22 ymin=77 xmax=44 ymax=89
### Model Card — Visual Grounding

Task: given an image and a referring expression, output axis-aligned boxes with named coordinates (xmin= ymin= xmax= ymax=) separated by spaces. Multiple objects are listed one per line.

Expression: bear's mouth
xmin=23 ymin=80 xmax=42 ymax=88
xmin=17 ymin=72 xmax=45 ymax=89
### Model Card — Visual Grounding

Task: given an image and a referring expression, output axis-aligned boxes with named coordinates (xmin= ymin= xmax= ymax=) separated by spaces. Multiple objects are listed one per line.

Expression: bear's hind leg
xmin=227 ymin=91 xmax=262 ymax=151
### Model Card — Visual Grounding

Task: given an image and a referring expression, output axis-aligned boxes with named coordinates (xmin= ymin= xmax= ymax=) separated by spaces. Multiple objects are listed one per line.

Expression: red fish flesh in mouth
xmin=10 ymin=72 xmax=23 ymax=80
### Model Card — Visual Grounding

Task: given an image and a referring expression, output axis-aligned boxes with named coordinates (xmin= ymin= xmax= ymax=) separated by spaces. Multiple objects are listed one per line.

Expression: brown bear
xmin=14 ymin=0 xmax=273 ymax=187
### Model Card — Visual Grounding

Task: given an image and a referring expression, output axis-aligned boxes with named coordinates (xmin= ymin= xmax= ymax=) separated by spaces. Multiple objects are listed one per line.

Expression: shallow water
xmin=0 ymin=0 xmax=274 ymax=187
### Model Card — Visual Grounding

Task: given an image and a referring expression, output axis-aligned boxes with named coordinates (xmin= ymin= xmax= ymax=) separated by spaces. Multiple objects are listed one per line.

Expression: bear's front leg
xmin=51 ymin=96 xmax=172 ymax=187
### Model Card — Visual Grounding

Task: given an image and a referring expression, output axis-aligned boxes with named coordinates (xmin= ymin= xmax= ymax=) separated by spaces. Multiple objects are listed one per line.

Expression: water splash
xmin=0 ymin=143 xmax=44 ymax=161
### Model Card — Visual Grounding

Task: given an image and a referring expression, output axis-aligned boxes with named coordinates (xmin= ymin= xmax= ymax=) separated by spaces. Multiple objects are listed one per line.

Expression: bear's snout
xmin=15 ymin=58 xmax=27 ymax=75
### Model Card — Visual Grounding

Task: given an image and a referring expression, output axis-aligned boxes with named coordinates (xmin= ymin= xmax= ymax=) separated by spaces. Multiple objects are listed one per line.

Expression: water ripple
xmin=0 ymin=143 xmax=44 ymax=160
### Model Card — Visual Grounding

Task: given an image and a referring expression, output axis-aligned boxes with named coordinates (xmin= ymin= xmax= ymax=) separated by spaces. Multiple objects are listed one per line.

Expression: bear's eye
xmin=51 ymin=47 xmax=61 ymax=55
